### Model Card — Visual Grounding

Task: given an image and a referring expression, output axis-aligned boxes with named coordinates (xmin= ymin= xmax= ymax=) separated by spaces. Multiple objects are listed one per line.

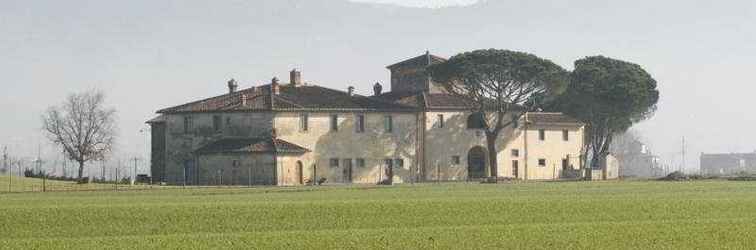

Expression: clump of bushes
xmin=658 ymin=171 xmax=691 ymax=181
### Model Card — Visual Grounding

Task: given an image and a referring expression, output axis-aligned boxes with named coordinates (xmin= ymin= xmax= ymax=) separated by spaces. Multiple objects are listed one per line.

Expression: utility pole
xmin=681 ymin=137 xmax=686 ymax=173
xmin=101 ymin=160 xmax=105 ymax=181
xmin=2 ymin=146 xmax=8 ymax=174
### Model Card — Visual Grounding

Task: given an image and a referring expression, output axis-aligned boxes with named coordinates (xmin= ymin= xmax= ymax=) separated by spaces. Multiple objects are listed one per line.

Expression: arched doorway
xmin=296 ymin=161 xmax=304 ymax=185
xmin=468 ymin=146 xmax=487 ymax=179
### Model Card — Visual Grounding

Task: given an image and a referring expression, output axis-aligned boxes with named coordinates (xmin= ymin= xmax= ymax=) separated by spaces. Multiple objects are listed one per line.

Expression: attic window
xmin=467 ymin=112 xmax=486 ymax=129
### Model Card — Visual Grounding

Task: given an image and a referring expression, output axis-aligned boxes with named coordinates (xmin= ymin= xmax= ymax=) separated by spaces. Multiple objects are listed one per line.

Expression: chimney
xmin=373 ymin=82 xmax=383 ymax=96
xmin=227 ymin=78 xmax=238 ymax=94
xmin=290 ymin=69 xmax=302 ymax=86
xmin=347 ymin=86 xmax=355 ymax=96
xmin=241 ymin=94 xmax=248 ymax=106
xmin=271 ymin=77 xmax=280 ymax=95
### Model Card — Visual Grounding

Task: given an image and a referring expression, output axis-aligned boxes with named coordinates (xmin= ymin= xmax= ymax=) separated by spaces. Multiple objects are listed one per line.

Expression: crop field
xmin=1 ymin=180 xmax=755 ymax=249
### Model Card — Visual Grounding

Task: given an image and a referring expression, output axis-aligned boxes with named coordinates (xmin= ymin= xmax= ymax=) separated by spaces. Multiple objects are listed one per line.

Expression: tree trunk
xmin=485 ymin=132 xmax=498 ymax=181
xmin=77 ymin=160 xmax=85 ymax=182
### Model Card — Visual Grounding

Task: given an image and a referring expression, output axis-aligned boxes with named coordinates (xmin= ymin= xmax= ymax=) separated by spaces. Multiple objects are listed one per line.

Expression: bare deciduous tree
xmin=42 ymin=90 xmax=116 ymax=182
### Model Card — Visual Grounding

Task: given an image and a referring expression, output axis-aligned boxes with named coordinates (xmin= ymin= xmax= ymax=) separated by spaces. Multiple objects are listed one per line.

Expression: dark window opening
xmin=356 ymin=114 xmax=365 ymax=133
xmin=538 ymin=159 xmax=546 ymax=167
xmin=467 ymin=112 xmax=486 ymax=129
xmin=330 ymin=114 xmax=338 ymax=131
xmin=384 ymin=115 xmax=393 ymax=133
xmin=451 ymin=156 xmax=461 ymax=165
xmin=395 ymin=158 xmax=404 ymax=169
xmin=539 ymin=129 xmax=546 ymax=141
xmin=213 ymin=115 xmax=222 ymax=132
xmin=300 ymin=113 xmax=309 ymax=132
xmin=562 ymin=130 xmax=569 ymax=141
xmin=183 ymin=116 xmax=193 ymax=134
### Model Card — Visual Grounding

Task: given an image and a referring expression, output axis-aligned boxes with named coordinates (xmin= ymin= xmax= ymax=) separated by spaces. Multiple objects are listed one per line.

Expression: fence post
xmin=115 ymin=168 xmax=119 ymax=191
xmin=8 ymin=165 xmax=12 ymax=193
xmin=43 ymin=175 xmax=46 ymax=192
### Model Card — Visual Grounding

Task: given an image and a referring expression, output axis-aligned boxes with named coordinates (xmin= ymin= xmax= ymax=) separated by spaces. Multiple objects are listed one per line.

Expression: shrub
xmin=317 ymin=177 xmax=327 ymax=185
xmin=658 ymin=171 xmax=688 ymax=181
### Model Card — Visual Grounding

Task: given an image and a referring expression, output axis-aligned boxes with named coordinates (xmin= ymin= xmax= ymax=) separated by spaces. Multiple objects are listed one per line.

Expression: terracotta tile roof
xmin=275 ymin=85 xmax=415 ymax=111
xmin=375 ymin=91 xmax=423 ymax=108
xmin=195 ymin=137 xmax=309 ymax=155
xmin=156 ymin=84 xmax=416 ymax=114
xmin=386 ymin=53 xmax=447 ymax=69
xmin=146 ymin=115 xmax=167 ymax=123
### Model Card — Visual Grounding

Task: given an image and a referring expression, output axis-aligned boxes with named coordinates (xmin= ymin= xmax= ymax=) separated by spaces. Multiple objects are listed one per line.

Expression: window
xmin=330 ymin=114 xmax=338 ymax=131
xmin=355 ymin=114 xmax=365 ymax=133
xmin=384 ymin=115 xmax=393 ymax=133
xmin=562 ymin=130 xmax=569 ymax=141
xmin=183 ymin=116 xmax=193 ymax=134
xmin=538 ymin=159 xmax=546 ymax=167
xmin=300 ymin=113 xmax=309 ymax=132
xmin=232 ymin=160 xmax=240 ymax=168
xmin=330 ymin=158 xmax=340 ymax=168
xmin=356 ymin=158 xmax=365 ymax=168
xmin=213 ymin=115 xmax=222 ymax=132
xmin=395 ymin=159 xmax=404 ymax=169
xmin=437 ymin=114 xmax=445 ymax=128
xmin=562 ymin=158 xmax=569 ymax=170
xmin=225 ymin=117 xmax=232 ymax=128
xmin=511 ymin=149 xmax=520 ymax=157
xmin=539 ymin=129 xmax=546 ymax=141
xmin=384 ymin=159 xmax=393 ymax=169
xmin=512 ymin=160 xmax=519 ymax=177
xmin=467 ymin=112 xmax=486 ymax=129
xmin=451 ymin=156 xmax=461 ymax=165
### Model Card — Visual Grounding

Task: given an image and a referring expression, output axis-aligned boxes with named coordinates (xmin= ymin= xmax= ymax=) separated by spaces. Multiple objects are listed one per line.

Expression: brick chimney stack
xmin=227 ymin=78 xmax=238 ymax=94
xmin=347 ymin=86 xmax=355 ymax=96
xmin=290 ymin=69 xmax=302 ymax=86
xmin=373 ymin=82 xmax=382 ymax=96
xmin=271 ymin=77 xmax=280 ymax=95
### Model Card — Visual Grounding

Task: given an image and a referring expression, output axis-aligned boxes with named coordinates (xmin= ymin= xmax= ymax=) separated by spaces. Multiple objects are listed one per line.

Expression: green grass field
xmin=1 ymin=180 xmax=755 ymax=249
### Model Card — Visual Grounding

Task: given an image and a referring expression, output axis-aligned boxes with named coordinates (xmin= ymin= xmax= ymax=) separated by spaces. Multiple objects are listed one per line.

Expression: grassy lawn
xmin=0 ymin=175 xmax=151 ymax=193
xmin=1 ymin=180 xmax=755 ymax=249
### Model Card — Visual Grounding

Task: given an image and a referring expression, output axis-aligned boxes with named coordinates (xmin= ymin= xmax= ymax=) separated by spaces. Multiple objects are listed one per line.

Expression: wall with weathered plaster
xmin=520 ymin=123 xmax=584 ymax=180
xmin=162 ymin=112 xmax=274 ymax=184
xmin=197 ymin=153 xmax=275 ymax=185
xmin=273 ymin=112 xmax=418 ymax=185
xmin=423 ymin=111 xmax=525 ymax=181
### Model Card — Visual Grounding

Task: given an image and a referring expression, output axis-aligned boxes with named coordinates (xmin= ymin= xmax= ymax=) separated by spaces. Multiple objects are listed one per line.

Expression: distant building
xmin=700 ymin=152 xmax=756 ymax=175
xmin=147 ymin=52 xmax=587 ymax=186
xmin=611 ymin=137 xmax=663 ymax=177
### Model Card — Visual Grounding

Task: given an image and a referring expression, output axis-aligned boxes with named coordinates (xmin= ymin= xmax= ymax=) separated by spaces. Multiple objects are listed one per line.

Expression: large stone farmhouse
xmin=147 ymin=52 xmax=585 ymax=186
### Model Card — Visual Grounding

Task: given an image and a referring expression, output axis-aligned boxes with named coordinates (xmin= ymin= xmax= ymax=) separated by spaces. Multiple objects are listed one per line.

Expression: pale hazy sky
xmin=1 ymin=0 xmax=754 ymax=174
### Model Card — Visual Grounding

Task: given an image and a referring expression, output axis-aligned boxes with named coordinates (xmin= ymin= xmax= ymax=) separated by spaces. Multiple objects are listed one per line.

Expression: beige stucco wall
xmin=197 ymin=153 xmax=276 ymax=185
xmin=521 ymin=123 xmax=584 ymax=180
xmin=162 ymin=112 xmax=274 ymax=184
xmin=423 ymin=111 xmax=584 ymax=181
xmin=273 ymin=112 xmax=418 ymax=185
xmin=423 ymin=111 xmax=522 ymax=181
xmin=157 ymin=109 xmax=584 ymax=185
